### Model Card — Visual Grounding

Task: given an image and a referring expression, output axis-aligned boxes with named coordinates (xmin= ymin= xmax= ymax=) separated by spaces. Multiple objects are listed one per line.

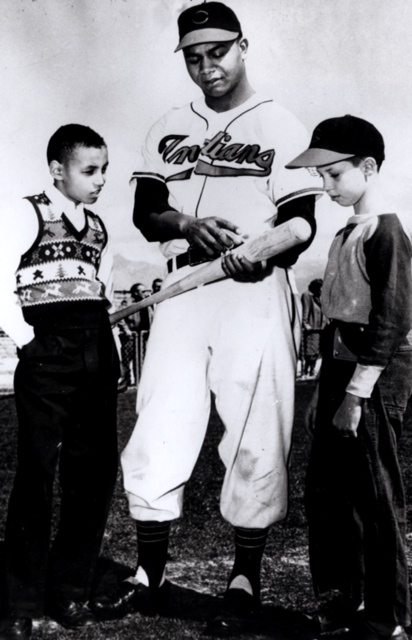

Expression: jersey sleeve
xmin=130 ymin=114 xmax=179 ymax=237
xmin=270 ymin=115 xmax=323 ymax=207
xmin=130 ymin=115 xmax=169 ymax=186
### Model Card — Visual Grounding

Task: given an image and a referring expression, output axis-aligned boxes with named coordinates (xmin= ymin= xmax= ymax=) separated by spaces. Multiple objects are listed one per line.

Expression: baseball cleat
xmin=204 ymin=588 xmax=260 ymax=637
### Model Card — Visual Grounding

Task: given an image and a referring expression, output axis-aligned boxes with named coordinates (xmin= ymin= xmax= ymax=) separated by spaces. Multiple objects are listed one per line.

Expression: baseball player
xmin=92 ymin=2 xmax=323 ymax=632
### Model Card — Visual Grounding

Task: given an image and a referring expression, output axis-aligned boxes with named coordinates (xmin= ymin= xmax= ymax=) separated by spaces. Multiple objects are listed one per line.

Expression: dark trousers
xmin=4 ymin=316 xmax=119 ymax=617
xmin=305 ymin=324 xmax=412 ymax=628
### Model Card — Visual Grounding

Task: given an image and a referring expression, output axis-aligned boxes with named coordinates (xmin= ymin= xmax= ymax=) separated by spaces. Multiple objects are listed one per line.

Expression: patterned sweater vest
xmin=16 ymin=192 xmax=108 ymax=317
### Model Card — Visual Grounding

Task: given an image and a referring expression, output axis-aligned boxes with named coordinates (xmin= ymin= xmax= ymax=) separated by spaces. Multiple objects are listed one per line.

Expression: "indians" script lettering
xmin=158 ymin=132 xmax=275 ymax=178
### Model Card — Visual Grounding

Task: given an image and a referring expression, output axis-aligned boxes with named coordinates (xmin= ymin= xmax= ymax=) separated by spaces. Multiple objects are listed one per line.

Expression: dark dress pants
xmin=4 ymin=316 xmax=119 ymax=617
xmin=305 ymin=324 xmax=412 ymax=628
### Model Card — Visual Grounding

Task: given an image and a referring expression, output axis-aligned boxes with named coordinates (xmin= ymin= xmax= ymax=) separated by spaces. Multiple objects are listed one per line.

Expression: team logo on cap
xmin=192 ymin=10 xmax=209 ymax=24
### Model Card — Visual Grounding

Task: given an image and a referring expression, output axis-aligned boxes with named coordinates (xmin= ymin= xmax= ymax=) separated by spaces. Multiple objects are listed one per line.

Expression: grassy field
xmin=1 ymin=382 xmax=412 ymax=640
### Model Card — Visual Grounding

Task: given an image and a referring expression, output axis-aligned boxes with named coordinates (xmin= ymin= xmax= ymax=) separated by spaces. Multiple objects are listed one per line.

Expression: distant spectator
xmin=152 ymin=278 xmax=163 ymax=294
xmin=117 ymin=300 xmax=135 ymax=392
xmin=300 ymin=278 xmax=326 ymax=378
xmin=126 ymin=283 xmax=152 ymax=384
xmin=127 ymin=283 xmax=150 ymax=332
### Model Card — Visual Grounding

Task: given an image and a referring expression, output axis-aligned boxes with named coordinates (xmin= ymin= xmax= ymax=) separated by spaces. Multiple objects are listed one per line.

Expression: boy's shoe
xmin=391 ymin=629 xmax=409 ymax=640
xmin=205 ymin=588 xmax=260 ymax=637
xmin=316 ymin=592 xmax=360 ymax=636
xmin=45 ymin=600 xmax=96 ymax=629
xmin=0 ymin=618 xmax=32 ymax=640
xmin=91 ymin=579 xmax=169 ymax=620
xmin=343 ymin=622 xmax=408 ymax=640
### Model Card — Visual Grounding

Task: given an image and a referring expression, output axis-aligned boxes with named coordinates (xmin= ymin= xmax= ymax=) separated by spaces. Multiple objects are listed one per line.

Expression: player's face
xmin=183 ymin=39 xmax=247 ymax=99
xmin=317 ymin=160 xmax=367 ymax=208
xmin=58 ymin=145 xmax=109 ymax=205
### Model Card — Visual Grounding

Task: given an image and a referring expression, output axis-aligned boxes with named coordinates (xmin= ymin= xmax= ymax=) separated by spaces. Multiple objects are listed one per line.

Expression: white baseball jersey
xmin=131 ymin=92 xmax=322 ymax=257
xmin=122 ymin=93 xmax=323 ymax=529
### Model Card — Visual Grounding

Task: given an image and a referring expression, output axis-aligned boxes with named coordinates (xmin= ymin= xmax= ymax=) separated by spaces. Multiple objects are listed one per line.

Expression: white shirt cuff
xmin=345 ymin=363 xmax=385 ymax=398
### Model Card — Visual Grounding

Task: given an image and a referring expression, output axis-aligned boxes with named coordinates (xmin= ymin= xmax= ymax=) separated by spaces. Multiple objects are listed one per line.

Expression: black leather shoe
xmin=342 ymin=622 xmax=408 ymax=640
xmin=0 ymin=618 xmax=32 ymax=640
xmin=315 ymin=592 xmax=361 ymax=636
xmin=91 ymin=580 xmax=169 ymax=620
xmin=46 ymin=600 xmax=96 ymax=629
xmin=205 ymin=588 xmax=260 ymax=637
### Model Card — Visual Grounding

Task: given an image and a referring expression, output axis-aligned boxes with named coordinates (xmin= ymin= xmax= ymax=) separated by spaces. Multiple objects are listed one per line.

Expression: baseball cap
xmin=286 ymin=115 xmax=385 ymax=168
xmin=175 ymin=2 xmax=241 ymax=52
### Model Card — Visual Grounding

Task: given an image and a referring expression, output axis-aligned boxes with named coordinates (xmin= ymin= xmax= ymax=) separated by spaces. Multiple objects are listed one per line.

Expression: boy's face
xmin=316 ymin=160 xmax=367 ymax=208
xmin=55 ymin=145 xmax=108 ymax=205
xmin=183 ymin=38 xmax=247 ymax=99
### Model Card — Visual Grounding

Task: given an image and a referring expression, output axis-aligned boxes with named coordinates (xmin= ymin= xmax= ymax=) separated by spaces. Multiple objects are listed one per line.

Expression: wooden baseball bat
xmin=110 ymin=217 xmax=311 ymax=326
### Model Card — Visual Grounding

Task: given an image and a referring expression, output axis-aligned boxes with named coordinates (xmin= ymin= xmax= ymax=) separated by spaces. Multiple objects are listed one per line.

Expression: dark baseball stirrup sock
xmin=228 ymin=526 xmax=270 ymax=598
xmin=135 ymin=520 xmax=171 ymax=589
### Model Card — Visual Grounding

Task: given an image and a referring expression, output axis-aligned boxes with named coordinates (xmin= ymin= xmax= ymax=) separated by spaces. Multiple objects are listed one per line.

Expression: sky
xmin=2 ymin=0 xmax=412 ymax=291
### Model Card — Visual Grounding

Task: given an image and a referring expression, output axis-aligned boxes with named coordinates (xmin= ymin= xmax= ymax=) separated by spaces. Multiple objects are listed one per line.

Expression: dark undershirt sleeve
xmin=269 ymin=195 xmax=317 ymax=267
xmin=132 ymin=178 xmax=317 ymax=258
xmin=132 ymin=177 xmax=177 ymax=241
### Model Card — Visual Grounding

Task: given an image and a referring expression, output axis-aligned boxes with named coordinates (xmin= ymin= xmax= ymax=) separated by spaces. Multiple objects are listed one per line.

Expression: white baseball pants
xmin=121 ymin=265 xmax=301 ymax=529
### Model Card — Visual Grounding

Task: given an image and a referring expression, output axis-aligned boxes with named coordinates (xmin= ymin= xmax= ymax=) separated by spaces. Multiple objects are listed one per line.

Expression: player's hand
xmin=332 ymin=392 xmax=363 ymax=439
xmin=221 ymin=251 xmax=267 ymax=282
xmin=181 ymin=216 xmax=245 ymax=258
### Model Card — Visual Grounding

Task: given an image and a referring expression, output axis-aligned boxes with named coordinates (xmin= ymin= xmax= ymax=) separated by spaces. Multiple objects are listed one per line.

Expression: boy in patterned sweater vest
xmin=287 ymin=116 xmax=412 ymax=640
xmin=0 ymin=125 xmax=119 ymax=640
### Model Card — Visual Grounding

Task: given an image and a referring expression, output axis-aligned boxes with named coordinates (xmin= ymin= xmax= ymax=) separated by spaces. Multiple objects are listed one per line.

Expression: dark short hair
xmin=130 ymin=283 xmax=145 ymax=300
xmin=47 ymin=124 xmax=106 ymax=165
xmin=309 ymin=278 xmax=323 ymax=294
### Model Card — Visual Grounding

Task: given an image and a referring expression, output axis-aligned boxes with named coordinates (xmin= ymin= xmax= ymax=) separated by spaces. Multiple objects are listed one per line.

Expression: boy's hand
xmin=333 ymin=392 xmax=363 ymax=438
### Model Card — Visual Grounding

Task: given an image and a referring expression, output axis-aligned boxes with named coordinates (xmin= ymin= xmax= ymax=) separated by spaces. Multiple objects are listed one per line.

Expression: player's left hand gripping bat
xmin=110 ymin=217 xmax=312 ymax=326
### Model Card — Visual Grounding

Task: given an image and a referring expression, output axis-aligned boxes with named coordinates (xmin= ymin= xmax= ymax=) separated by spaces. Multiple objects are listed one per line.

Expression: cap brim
xmin=285 ymin=148 xmax=356 ymax=169
xmin=175 ymin=28 xmax=239 ymax=52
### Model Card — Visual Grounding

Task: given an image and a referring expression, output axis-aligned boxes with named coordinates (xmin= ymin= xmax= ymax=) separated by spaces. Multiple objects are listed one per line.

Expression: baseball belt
xmin=167 ymin=246 xmax=213 ymax=273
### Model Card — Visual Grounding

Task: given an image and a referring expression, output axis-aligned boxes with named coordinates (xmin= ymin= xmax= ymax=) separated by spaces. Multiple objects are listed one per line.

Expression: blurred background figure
xmin=152 ymin=278 xmax=163 ymax=294
xmin=299 ymin=278 xmax=326 ymax=379
xmin=116 ymin=279 xmax=163 ymax=392
xmin=117 ymin=299 xmax=135 ymax=393
xmin=127 ymin=283 xmax=148 ymax=333
xmin=126 ymin=282 xmax=152 ymax=384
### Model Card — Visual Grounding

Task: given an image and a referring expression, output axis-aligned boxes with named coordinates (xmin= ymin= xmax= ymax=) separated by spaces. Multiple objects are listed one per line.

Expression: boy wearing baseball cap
xmin=287 ymin=116 xmax=412 ymax=640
